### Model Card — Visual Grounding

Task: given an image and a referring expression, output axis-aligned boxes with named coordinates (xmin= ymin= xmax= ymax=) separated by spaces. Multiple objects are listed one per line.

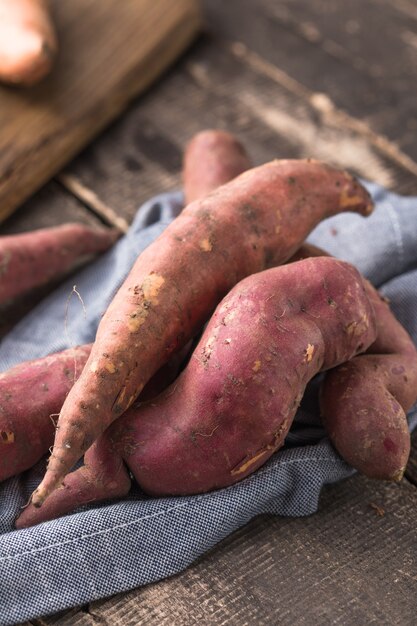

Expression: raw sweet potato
xmin=1 ymin=131 xmax=244 ymax=483
xmin=320 ymin=281 xmax=417 ymax=481
xmin=0 ymin=341 xmax=193 ymax=483
xmin=16 ymin=257 xmax=377 ymax=527
xmin=0 ymin=0 xmax=57 ymax=86
xmin=0 ymin=345 xmax=91 ymax=483
xmin=291 ymin=243 xmax=417 ymax=481
xmin=183 ymin=130 xmax=252 ymax=204
xmin=0 ymin=223 xmax=119 ymax=305
xmin=31 ymin=159 xmax=373 ymax=508
xmin=287 ymin=244 xmax=417 ymax=480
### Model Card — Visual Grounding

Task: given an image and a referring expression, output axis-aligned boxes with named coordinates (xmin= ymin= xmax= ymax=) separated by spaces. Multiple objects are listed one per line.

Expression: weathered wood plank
xmin=42 ymin=474 xmax=417 ymax=625
xmin=61 ymin=35 xmax=417 ymax=225
xmin=0 ymin=181 xmax=102 ymax=234
xmin=55 ymin=174 xmax=130 ymax=233
xmin=201 ymin=0 xmax=417 ymax=163
xmin=0 ymin=0 xmax=201 ymax=223
xmin=62 ymin=116 xmax=181 ymax=222
xmin=378 ymin=0 xmax=417 ymax=22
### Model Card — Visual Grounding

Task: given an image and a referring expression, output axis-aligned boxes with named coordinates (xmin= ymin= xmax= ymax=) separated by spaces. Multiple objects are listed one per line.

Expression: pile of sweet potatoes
xmin=1 ymin=130 xmax=416 ymax=529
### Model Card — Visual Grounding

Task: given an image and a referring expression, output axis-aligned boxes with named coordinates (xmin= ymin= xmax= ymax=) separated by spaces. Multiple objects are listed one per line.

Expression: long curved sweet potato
xmin=0 ymin=341 xmax=193 ymax=484
xmin=183 ymin=129 xmax=252 ymax=204
xmin=31 ymin=159 xmax=373 ymax=508
xmin=16 ymin=257 xmax=377 ymax=527
xmin=0 ymin=223 xmax=119 ymax=305
xmin=320 ymin=282 xmax=417 ymax=481
xmin=0 ymin=0 xmax=57 ymax=86
xmin=1 ymin=130 xmax=247 ymax=484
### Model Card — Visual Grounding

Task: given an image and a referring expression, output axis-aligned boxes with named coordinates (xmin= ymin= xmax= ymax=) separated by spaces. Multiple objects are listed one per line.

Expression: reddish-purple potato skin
xmin=0 ymin=343 xmax=192 ymax=483
xmin=117 ymin=258 xmax=376 ymax=495
xmin=0 ymin=345 xmax=91 ymax=482
xmin=2 ymin=130 xmax=244 ymax=487
xmin=16 ymin=257 xmax=377 ymax=527
xmin=320 ymin=281 xmax=417 ymax=481
xmin=0 ymin=223 xmax=119 ymax=305
xmin=183 ymin=129 xmax=252 ymax=204
xmin=33 ymin=159 xmax=374 ymax=508
xmin=288 ymin=245 xmax=416 ymax=480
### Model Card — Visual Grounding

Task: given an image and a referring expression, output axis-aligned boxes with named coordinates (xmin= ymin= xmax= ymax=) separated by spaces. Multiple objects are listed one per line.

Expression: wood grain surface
xmin=202 ymin=0 xmax=417 ymax=162
xmin=0 ymin=0 xmax=201 ymax=223
xmin=58 ymin=34 xmax=417 ymax=226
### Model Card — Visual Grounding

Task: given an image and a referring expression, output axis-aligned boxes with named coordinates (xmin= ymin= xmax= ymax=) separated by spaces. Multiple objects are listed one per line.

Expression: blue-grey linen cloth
xmin=0 ymin=183 xmax=416 ymax=625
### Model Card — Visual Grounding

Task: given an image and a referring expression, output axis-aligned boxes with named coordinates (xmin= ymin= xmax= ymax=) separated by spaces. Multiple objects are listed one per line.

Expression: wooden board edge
xmin=0 ymin=1 xmax=202 ymax=223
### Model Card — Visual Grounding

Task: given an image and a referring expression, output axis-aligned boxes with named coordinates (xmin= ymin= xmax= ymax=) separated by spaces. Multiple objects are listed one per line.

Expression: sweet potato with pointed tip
xmin=31 ymin=159 xmax=373 ymax=509
xmin=320 ymin=282 xmax=417 ymax=481
xmin=16 ymin=257 xmax=377 ymax=527
xmin=0 ymin=0 xmax=57 ymax=86
xmin=0 ymin=223 xmax=119 ymax=306
xmin=1 ymin=129 xmax=246 ymax=484
xmin=183 ymin=129 xmax=252 ymax=204
xmin=0 ymin=340 xmax=194 ymax=483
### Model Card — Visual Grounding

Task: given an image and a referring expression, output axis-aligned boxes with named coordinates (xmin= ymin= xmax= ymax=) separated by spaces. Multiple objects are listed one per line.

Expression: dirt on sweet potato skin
xmin=15 ymin=257 xmax=377 ymax=527
xmin=0 ymin=344 xmax=91 ymax=482
xmin=0 ymin=341 xmax=193 ymax=484
xmin=320 ymin=281 xmax=417 ymax=481
xmin=33 ymin=159 xmax=373 ymax=508
xmin=108 ymin=257 xmax=376 ymax=496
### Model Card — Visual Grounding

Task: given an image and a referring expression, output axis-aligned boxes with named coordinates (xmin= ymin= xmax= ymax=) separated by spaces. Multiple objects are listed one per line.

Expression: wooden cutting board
xmin=0 ymin=0 xmax=201 ymax=223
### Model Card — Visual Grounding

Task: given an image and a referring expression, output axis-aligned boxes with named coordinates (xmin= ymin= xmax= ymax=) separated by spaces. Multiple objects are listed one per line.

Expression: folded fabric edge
xmin=0 ymin=446 xmax=355 ymax=625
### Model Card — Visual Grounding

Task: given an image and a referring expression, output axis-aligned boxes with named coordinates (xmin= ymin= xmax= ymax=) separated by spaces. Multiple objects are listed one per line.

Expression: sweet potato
xmin=1 ymin=131 xmax=244 ymax=483
xmin=0 ymin=345 xmax=91 ymax=483
xmin=183 ymin=130 xmax=252 ymax=204
xmin=16 ymin=257 xmax=377 ymax=527
xmin=0 ymin=223 xmax=119 ymax=305
xmin=288 ymin=244 xmax=417 ymax=480
xmin=31 ymin=159 xmax=373 ymax=508
xmin=320 ymin=282 xmax=417 ymax=481
xmin=0 ymin=340 xmax=194 ymax=483
xmin=0 ymin=0 xmax=57 ymax=86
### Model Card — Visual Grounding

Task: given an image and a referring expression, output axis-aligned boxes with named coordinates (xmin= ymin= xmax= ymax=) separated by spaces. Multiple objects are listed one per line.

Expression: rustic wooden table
xmin=8 ymin=1 xmax=417 ymax=624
